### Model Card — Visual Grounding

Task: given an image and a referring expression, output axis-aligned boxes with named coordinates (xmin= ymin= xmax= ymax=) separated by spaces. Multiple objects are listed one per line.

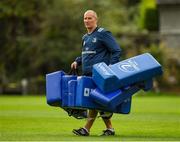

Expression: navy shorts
xmin=99 ymin=111 xmax=113 ymax=119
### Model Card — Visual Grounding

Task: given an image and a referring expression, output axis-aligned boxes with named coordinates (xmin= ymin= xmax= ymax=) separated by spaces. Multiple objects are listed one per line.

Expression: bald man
xmin=71 ymin=10 xmax=122 ymax=136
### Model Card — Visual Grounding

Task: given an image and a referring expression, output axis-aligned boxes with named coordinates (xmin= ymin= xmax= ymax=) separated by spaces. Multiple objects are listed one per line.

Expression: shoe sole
xmin=72 ymin=130 xmax=89 ymax=136
xmin=72 ymin=130 xmax=80 ymax=136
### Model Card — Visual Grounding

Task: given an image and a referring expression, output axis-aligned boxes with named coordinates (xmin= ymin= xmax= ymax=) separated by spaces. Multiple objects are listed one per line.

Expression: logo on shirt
xmin=118 ymin=59 xmax=140 ymax=73
xmin=92 ymin=38 xmax=97 ymax=43
xmin=83 ymin=41 xmax=86 ymax=46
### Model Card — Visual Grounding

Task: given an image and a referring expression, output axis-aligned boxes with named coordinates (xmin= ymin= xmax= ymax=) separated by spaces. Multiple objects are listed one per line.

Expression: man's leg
xmin=100 ymin=112 xmax=115 ymax=136
xmin=72 ymin=109 xmax=98 ymax=136
xmin=84 ymin=109 xmax=98 ymax=132
xmin=102 ymin=118 xmax=113 ymax=129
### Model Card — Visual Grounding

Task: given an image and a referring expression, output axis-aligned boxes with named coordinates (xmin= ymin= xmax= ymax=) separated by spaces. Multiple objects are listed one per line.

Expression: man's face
xmin=84 ymin=12 xmax=97 ymax=29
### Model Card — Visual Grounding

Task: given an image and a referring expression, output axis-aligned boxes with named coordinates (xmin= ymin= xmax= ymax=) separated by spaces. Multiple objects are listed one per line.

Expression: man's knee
xmin=99 ymin=111 xmax=113 ymax=119
xmin=87 ymin=110 xmax=98 ymax=121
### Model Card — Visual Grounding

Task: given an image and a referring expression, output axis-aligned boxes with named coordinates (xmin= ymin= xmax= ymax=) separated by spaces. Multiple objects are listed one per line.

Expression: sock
xmin=107 ymin=128 xmax=114 ymax=132
xmin=83 ymin=127 xmax=89 ymax=133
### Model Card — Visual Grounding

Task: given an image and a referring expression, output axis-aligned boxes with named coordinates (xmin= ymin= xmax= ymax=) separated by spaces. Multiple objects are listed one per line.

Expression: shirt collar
xmin=87 ymin=27 xmax=98 ymax=35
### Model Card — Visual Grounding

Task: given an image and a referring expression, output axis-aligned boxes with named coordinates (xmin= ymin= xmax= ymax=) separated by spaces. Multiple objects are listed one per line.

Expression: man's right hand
xmin=71 ymin=61 xmax=78 ymax=69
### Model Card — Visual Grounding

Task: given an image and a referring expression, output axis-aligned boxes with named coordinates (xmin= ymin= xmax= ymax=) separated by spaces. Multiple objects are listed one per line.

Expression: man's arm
xmin=71 ymin=56 xmax=82 ymax=69
xmin=101 ymin=31 xmax=122 ymax=64
xmin=75 ymin=56 xmax=82 ymax=66
xmin=71 ymin=34 xmax=84 ymax=69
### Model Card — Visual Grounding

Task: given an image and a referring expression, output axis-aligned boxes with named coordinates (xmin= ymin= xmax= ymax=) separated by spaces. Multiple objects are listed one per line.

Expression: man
xmin=71 ymin=10 xmax=121 ymax=136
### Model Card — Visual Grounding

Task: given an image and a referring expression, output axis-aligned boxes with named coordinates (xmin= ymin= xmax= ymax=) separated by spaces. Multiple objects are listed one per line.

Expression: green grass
xmin=0 ymin=92 xmax=180 ymax=141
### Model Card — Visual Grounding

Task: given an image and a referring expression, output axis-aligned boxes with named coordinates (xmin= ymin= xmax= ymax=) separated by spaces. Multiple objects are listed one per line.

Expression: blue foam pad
xmin=46 ymin=71 xmax=133 ymax=114
xmin=46 ymin=71 xmax=65 ymax=106
xmin=92 ymin=63 xmax=119 ymax=93
xmin=75 ymin=76 xmax=100 ymax=109
xmin=61 ymin=75 xmax=77 ymax=107
xmin=67 ymin=76 xmax=134 ymax=114
xmin=92 ymin=53 xmax=163 ymax=93
xmin=115 ymin=97 xmax=132 ymax=114
xmin=67 ymin=80 xmax=77 ymax=107
xmin=138 ymin=79 xmax=153 ymax=91
xmin=90 ymin=85 xmax=140 ymax=109
xmin=66 ymin=76 xmax=113 ymax=111
xmin=90 ymin=88 xmax=122 ymax=108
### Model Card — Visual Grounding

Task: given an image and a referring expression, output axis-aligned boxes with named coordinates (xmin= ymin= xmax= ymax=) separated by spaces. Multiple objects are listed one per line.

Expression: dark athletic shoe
xmin=100 ymin=129 xmax=115 ymax=136
xmin=72 ymin=128 xmax=89 ymax=136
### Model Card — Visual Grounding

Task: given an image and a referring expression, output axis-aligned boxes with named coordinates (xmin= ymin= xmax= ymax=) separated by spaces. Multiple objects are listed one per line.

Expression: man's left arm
xmin=102 ymin=31 xmax=122 ymax=64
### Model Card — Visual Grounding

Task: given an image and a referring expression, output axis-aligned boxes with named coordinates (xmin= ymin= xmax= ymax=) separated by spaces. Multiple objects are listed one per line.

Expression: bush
xmin=138 ymin=0 xmax=159 ymax=31
xmin=118 ymin=32 xmax=180 ymax=92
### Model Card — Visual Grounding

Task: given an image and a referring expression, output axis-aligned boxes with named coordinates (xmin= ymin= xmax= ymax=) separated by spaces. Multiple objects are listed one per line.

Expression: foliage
xmin=0 ymin=0 xmax=141 ymax=93
xmin=0 ymin=0 xmax=49 ymax=80
xmin=0 ymin=0 xmax=179 ymax=93
xmin=138 ymin=0 xmax=159 ymax=31
xmin=115 ymin=31 xmax=180 ymax=91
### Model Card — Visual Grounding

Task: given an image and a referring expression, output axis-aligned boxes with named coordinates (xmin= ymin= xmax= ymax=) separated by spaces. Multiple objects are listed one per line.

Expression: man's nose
xmin=84 ymin=21 xmax=89 ymax=24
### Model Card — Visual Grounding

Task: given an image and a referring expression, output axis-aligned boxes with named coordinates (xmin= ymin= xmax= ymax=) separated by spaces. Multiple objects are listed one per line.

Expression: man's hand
xmin=71 ymin=61 xmax=78 ymax=69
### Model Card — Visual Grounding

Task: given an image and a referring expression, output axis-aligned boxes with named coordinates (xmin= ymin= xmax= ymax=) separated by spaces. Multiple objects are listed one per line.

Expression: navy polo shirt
xmin=76 ymin=27 xmax=121 ymax=74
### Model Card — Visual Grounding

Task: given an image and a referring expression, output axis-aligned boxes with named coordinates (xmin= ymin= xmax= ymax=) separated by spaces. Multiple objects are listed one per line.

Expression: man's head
xmin=84 ymin=10 xmax=98 ymax=32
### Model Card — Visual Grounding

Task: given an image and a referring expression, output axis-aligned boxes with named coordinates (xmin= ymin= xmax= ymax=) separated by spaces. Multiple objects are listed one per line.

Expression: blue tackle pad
xmin=90 ymin=87 xmax=133 ymax=114
xmin=46 ymin=71 xmax=65 ymax=106
xmin=46 ymin=71 xmax=77 ymax=107
xmin=67 ymin=76 xmax=133 ymax=113
xmin=67 ymin=76 xmax=106 ymax=110
xmin=90 ymin=85 xmax=140 ymax=109
xmin=92 ymin=53 xmax=163 ymax=93
xmin=46 ymin=53 xmax=163 ymax=117
xmin=61 ymin=75 xmax=77 ymax=107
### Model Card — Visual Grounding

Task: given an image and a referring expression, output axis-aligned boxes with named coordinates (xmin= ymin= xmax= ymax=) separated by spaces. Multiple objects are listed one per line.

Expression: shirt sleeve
xmin=74 ymin=36 xmax=85 ymax=66
xmin=75 ymin=56 xmax=82 ymax=66
xmin=101 ymin=31 xmax=122 ymax=64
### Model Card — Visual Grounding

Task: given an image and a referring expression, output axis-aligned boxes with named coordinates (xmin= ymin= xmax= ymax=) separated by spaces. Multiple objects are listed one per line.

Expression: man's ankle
xmin=107 ymin=128 xmax=114 ymax=132
xmin=83 ymin=127 xmax=89 ymax=133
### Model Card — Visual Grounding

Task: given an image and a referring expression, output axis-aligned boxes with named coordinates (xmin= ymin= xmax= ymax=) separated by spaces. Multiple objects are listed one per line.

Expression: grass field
xmin=0 ymin=92 xmax=180 ymax=141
